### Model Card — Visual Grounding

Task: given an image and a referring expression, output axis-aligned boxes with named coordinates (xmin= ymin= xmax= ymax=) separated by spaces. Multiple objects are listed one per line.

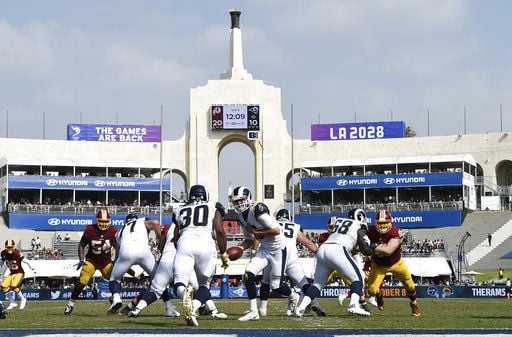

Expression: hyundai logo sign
xmin=94 ymin=180 xmax=106 ymax=187
xmin=46 ymin=179 xmax=59 ymax=186
xmin=48 ymin=218 xmax=61 ymax=226
xmin=383 ymin=177 xmax=395 ymax=184
xmin=336 ymin=179 xmax=348 ymax=186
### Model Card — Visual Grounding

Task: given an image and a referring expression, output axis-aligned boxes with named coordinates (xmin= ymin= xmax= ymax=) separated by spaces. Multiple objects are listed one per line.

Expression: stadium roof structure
xmin=0 ymin=157 xmax=172 ymax=170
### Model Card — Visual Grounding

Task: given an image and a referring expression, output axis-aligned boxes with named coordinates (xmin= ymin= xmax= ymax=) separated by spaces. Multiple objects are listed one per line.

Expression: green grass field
xmin=2 ymin=297 xmax=511 ymax=331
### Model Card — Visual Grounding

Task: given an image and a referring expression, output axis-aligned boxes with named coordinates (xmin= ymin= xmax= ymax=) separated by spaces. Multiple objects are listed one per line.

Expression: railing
xmin=295 ymin=201 xmax=463 ymax=215
xmin=7 ymin=204 xmax=175 ymax=215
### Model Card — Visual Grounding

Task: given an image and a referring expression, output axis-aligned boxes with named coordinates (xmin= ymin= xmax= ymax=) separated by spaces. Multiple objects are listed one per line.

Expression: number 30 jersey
xmin=175 ymin=201 xmax=225 ymax=244
xmin=323 ymin=216 xmax=366 ymax=250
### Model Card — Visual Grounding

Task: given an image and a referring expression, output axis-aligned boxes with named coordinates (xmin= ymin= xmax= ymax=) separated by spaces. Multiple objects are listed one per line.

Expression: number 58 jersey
xmin=323 ymin=217 xmax=365 ymax=250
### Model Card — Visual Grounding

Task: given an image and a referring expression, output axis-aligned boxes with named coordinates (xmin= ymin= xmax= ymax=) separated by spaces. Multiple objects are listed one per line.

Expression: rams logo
xmin=443 ymin=287 xmax=453 ymax=297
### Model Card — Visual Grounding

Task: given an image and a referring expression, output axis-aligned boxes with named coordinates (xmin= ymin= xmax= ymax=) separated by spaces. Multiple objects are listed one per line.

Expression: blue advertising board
xmin=311 ymin=121 xmax=405 ymax=141
xmin=295 ymin=210 xmax=462 ymax=230
xmin=3 ymin=285 xmax=508 ymax=301
xmin=8 ymin=175 xmax=170 ymax=191
xmin=301 ymin=172 xmax=462 ymax=190
xmin=8 ymin=213 xmax=173 ymax=230
xmin=67 ymin=124 xmax=161 ymax=142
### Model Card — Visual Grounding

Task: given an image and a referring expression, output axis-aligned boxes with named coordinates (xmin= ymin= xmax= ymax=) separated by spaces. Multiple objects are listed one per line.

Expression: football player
xmin=231 ymin=186 xmax=297 ymax=322
xmin=0 ymin=301 xmax=7 ymax=319
xmin=172 ymin=184 xmax=229 ymax=326
xmin=366 ymin=209 xmax=420 ymax=316
xmin=257 ymin=208 xmax=325 ymax=317
xmin=1 ymin=239 xmax=34 ymax=310
xmin=107 ymin=213 xmax=162 ymax=314
xmin=295 ymin=208 xmax=376 ymax=317
xmin=64 ymin=209 xmax=118 ymax=315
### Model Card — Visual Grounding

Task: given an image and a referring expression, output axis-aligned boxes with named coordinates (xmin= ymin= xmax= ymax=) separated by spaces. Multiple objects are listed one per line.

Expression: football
xmin=226 ymin=246 xmax=244 ymax=261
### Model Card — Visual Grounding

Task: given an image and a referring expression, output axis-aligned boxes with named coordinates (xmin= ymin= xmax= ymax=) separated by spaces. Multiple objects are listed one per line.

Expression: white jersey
xmin=175 ymin=200 xmax=219 ymax=245
xmin=110 ymin=217 xmax=156 ymax=281
xmin=173 ymin=200 xmax=224 ymax=289
xmin=262 ymin=219 xmax=309 ymax=288
xmin=237 ymin=202 xmax=285 ymax=251
xmin=323 ymin=216 xmax=366 ymax=249
xmin=238 ymin=202 xmax=287 ymax=290
xmin=312 ymin=216 xmax=366 ymax=291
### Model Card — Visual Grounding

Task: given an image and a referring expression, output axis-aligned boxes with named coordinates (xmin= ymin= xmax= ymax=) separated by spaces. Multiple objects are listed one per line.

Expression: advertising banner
xmin=311 ymin=121 xmax=405 ymax=141
xmin=8 ymin=175 xmax=170 ymax=191
xmin=8 ymin=213 xmax=173 ymax=230
xmin=67 ymin=124 xmax=161 ymax=142
xmin=4 ymin=286 xmax=508 ymax=300
xmin=301 ymin=172 xmax=463 ymax=190
xmin=295 ymin=210 xmax=462 ymax=230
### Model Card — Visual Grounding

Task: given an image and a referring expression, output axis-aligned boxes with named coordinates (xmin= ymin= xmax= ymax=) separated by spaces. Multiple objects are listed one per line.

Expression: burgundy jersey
xmin=367 ymin=225 xmax=402 ymax=267
xmin=81 ymin=224 xmax=118 ymax=269
xmin=0 ymin=249 xmax=26 ymax=275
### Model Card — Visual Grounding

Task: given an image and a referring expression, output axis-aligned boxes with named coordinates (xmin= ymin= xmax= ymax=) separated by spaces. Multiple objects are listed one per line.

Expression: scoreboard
xmin=211 ymin=105 xmax=260 ymax=130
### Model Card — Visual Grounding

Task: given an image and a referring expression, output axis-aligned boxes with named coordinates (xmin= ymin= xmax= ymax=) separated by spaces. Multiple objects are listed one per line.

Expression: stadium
xmin=1 ymin=9 xmax=512 ymax=335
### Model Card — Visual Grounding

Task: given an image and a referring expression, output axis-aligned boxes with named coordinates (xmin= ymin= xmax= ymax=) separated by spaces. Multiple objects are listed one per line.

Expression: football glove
xmin=76 ymin=260 xmax=85 ymax=270
xmin=221 ymin=252 xmax=229 ymax=269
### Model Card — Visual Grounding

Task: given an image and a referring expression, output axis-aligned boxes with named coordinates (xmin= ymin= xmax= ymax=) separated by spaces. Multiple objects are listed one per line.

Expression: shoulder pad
xmin=253 ymin=202 xmax=270 ymax=217
xmin=215 ymin=202 xmax=226 ymax=217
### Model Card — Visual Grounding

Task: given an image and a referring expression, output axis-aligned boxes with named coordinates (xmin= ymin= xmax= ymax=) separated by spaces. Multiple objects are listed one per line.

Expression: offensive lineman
xmin=294 ymin=208 xmax=376 ymax=317
xmin=257 ymin=208 xmax=325 ymax=317
xmin=172 ymin=184 xmax=229 ymax=326
xmin=107 ymin=213 xmax=162 ymax=314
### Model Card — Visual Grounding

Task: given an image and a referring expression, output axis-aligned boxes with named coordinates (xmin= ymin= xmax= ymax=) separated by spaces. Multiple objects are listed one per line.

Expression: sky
xmin=1 ymin=1 xmax=512 ymax=205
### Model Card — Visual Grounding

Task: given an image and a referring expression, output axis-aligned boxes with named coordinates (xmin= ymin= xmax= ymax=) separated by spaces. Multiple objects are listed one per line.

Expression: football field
xmin=1 ymin=298 xmax=512 ymax=336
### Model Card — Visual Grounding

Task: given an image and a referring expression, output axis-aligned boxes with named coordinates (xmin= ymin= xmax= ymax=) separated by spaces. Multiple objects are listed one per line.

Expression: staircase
xmin=54 ymin=240 xmax=80 ymax=259
xmin=466 ymin=219 xmax=512 ymax=265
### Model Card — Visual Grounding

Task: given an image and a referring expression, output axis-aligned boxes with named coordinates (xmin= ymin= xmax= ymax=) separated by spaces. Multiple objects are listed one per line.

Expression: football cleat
xmin=238 ymin=310 xmax=260 ymax=321
xmin=0 ymin=302 xmax=8 ymax=319
xmin=367 ymin=296 xmax=378 ymax=307
xmin=20 ymin=298 xmax=26 ymax=310
xmin=127 ymin=308 xmax=141 ymax=317
xmin=410 ymin=302 xmax=421 ymax=317
xmin=166 ymin=308 xmax=181 ymax=317
xmin=311 ymin=302 xmax=327 ymax=317
xmin=64 ymin=304 xmax=73 ymax=315
xmin=119 ymin=305 xmax=132 ymax=316
xmin=258 ymin=307 xmax=267 ymax=317
xmin=211 ymin=310 xmax=228 ymax=319
xmin=348 ymin=304 xmax=371 ymax=316
xmin=183 ymin=285 xmax=197 ymax=326
xmin=337 ymin=292 xmax=347 ymax=307
xmin=376 ymin=292 xmax=384 ymax=311
xmin=286 ymin=292 xmax=300 ymax=316
xmin=294 ymin=306 xmax=305 ymax=318
xmin=6 ymin=303 xmax=17 ymax=310
xmin=107 ymin=301 xmax=123 ymax=314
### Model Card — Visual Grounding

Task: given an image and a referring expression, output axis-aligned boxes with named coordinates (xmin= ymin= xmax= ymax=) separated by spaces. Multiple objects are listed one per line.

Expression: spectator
xmin=65 ymin=233 xmax=71 ymax=241
xmin=55 ymin=235 xmax=62 ymax=244
xmin=488 ymin=233 xmax=492 ymax=246
xmin=499 ymin=268 xmax=504 ymax=280
xmin=35 ymin=237 xmax=42 ymax=250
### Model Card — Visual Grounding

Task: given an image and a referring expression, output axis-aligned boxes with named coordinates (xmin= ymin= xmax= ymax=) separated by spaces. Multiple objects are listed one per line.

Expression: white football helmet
xmin=231 ymin=186 xmax=252 ymax=212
